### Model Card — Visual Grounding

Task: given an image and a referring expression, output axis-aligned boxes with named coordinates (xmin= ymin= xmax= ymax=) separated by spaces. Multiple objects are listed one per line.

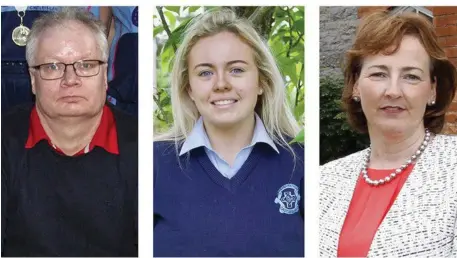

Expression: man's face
xmin=29 ymin=20 xmax=107 ymax=118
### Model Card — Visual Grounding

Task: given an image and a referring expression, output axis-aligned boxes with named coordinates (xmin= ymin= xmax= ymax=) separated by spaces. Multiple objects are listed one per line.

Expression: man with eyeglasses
xmin=1 ymin=6 xmax=101 ymax=114
xmin=1 ymin=7 xmax=137 ymax=257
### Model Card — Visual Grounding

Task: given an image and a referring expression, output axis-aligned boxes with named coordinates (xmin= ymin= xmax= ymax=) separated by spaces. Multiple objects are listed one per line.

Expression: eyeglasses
xmin=29 ymin=60 xmax=106 ymax=80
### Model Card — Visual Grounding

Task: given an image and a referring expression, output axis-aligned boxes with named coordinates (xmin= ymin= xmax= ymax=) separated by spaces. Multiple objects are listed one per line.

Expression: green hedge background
xmin=319 ymin=76 xmax=369 ymax=165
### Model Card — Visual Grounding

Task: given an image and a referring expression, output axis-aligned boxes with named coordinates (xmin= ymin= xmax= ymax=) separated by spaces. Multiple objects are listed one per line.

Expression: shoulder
xmin=2 ymin=104 xmax=32 ymax=141
xmin=274 ymin=137 xmax=304 ymax=155
xmin=320 ymin=148 xmax=368 ymax=175
xmin=427 ymin=134 xmax=457 ymax=163
xmin=152 ymin=141 xmax=182 ymax=185
xmin=153 ymin=140 xmax=178 ymax=156
xmin=2 ymin=105 xmax=32 ymax=175
xmin=109 ymin=104 xmax=137 ymax=140
xmin=2 ymin=103 xmax=32 ymax=123
xmin=272 ymin=142 xmax=304 ymax=163
xmin=424 ymin=134 xmax=457 ymax=174
xmin=271 ymin=143 xmax=304 ymax=180
xmin=290 ymin=142 xmax=304 ymax=157
xmin=153 ymin=140 xmax=182 ymax=167
xmin=110 ymin=104 xmax=137 ymax=126
xmin=432 ymin=134 xmax=457 ymax=150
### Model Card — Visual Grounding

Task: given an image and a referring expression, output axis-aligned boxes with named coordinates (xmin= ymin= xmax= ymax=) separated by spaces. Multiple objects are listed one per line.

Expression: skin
xmin=28 ymin=20 xmax=108 ymax=155
xmin=30 ymin=20 xmax=108 ymax=119
xmin=187 ymin=31 xmax=263 ymax=165
xmin=353 ymin=35 xmax=436 ymax=169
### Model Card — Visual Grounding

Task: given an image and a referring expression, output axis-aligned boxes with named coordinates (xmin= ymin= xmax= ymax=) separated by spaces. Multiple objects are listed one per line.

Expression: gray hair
xmin=25 ymin=7 xmax=108 ymax=65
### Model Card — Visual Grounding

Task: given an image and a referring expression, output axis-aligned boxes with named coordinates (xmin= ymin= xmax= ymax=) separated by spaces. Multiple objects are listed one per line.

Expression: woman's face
xmin=353 ymin=35 xmax=436 ymax=135
xmin=187 ymin=31 xmax=262 ymax=130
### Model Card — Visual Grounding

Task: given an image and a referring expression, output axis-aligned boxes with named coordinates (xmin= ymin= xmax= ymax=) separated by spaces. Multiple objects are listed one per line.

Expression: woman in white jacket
xmin=320 ymin=11 xmax=457 ymax=257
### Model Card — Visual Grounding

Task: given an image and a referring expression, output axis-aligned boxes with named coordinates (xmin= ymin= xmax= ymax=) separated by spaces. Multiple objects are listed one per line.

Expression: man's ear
xmin=29 ymin=69 xmax=37 ymax=95
xmin=103 ymin=64 xmax=108 ymax=91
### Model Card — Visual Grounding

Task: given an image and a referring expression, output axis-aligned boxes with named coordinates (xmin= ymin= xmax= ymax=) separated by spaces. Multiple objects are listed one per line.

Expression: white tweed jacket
xmin=319 ymin=134 xmax=457 ymax=257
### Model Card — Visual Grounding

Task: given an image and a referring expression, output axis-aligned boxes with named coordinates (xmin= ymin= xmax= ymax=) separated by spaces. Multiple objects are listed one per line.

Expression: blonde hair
xmin=155 ymin=8 xmax=300 ymax=155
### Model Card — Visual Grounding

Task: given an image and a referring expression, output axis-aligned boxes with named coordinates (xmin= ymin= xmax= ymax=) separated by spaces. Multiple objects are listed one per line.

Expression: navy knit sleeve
xmin=153 ymin=141 xmax=162 ymax=190
xmin=291 ymin=142 xmax=304 ymax=219
xmin=300 ymin=177 xmax=304 ymax=219
xmin=1 ymin=105 xmax=30 ymax=255
xmin=153 ymin=140 xmax=179 ymax=189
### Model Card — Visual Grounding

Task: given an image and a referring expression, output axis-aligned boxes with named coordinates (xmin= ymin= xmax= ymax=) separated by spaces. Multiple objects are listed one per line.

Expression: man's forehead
xmin=36 ymin=35 xmax=98 ymax=61
xmin=38 ymin=23 xmax=97 ymax=49
xmin=40 ymin=20 xmax=93 ymax=38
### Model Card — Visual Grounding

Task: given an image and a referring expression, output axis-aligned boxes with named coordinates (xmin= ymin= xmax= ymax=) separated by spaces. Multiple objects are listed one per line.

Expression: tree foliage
xmin=153 ymin=6 xmax=304 ymax=141
xmin=319 ymin=76 xmax=369 ymax=165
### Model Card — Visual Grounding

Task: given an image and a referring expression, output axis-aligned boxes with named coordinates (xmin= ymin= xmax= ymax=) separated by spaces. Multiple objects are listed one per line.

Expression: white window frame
xmin=389 ymin=6 xmax=433 ymax=21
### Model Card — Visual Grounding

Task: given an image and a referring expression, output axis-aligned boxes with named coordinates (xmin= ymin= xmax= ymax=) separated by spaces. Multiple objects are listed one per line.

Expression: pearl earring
xmin=353 ymin=96 xmax=360 ymax=102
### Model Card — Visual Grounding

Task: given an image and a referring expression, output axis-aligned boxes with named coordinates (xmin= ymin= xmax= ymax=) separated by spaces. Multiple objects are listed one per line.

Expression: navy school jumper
xmin=153 ymin=140 xmax=304 ymax=257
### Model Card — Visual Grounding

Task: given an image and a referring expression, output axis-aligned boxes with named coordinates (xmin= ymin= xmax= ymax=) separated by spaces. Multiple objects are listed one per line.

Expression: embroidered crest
xmin=274 ymin=183 xmax=300 ymax=214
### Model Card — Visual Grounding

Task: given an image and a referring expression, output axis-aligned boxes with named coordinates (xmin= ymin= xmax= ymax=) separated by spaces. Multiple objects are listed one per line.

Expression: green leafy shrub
xmin=319 ymin=76 xmax=369 ymax=165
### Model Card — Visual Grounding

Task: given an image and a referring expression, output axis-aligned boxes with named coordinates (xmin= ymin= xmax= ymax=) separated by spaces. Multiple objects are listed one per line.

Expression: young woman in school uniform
xmin=153 ymin=8 xmax=304 ymax=257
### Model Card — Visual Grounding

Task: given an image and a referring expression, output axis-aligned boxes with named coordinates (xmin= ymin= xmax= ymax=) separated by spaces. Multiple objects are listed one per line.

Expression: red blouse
xmin=337 ymin=163 xmax=415 ymax=257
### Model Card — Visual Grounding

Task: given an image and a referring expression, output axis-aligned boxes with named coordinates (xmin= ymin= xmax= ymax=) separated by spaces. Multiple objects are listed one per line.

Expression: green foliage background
xmin=153 ymin=6 xmax=304 ymax=141
xmin=319 ymin=76 xmax=369 ymax=165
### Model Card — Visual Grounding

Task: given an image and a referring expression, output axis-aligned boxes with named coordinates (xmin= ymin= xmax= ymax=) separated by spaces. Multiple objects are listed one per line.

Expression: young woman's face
xmin=354 ymin=35 xmax=436 ymax=135
xmin=187 ymin=31 xmax=262 ymax=130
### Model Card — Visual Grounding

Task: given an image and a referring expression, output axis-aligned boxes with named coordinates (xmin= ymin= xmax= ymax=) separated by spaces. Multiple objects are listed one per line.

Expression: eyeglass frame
xmin=29 ymin=59 xmax=107 ymax=80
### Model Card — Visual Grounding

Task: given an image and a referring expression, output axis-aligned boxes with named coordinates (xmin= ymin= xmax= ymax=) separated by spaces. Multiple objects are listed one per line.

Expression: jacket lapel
xmin=367 ymin=137 xmax=433 ymax=257
xmin=321 ymin=135 xmax=456 ymax=257
xmin=320 ymin=149 xmax=368 ymax=256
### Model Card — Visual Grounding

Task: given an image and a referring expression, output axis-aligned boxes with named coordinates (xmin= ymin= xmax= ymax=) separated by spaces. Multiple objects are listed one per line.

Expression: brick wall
xmin=359 ymin=6 xmax=457 ymax=134
xmin=432 ymin=7 xmax=457 ymax=134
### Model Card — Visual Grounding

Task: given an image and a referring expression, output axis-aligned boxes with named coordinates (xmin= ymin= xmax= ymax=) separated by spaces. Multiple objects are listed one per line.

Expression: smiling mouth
xmin=380 ymin=106 xmax=405 ymax=112
xmin=211 ymin=99 xmax=238 ymax=106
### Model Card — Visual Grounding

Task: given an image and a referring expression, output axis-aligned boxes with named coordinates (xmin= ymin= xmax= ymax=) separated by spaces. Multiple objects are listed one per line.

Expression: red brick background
xmin=358 ymin=6 xmax=457 ymax=134
xmin=432 ymin=7 xmax=457 ymax=134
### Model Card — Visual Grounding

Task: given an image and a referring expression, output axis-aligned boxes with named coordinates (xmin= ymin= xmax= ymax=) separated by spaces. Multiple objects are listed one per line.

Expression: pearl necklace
xmin=362 ymin=129 xmax=431 ymax=186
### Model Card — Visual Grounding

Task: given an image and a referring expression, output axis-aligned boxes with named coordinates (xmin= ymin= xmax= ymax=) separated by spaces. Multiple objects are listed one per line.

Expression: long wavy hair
xmin=155 ymin=8 xmax=301 ymax=157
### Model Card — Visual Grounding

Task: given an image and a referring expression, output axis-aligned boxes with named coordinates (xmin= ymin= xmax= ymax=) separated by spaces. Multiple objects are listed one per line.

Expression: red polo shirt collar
xmin=25 ymin=105 xmax=119 ymax=156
